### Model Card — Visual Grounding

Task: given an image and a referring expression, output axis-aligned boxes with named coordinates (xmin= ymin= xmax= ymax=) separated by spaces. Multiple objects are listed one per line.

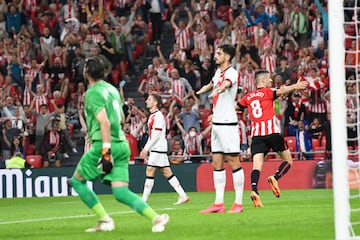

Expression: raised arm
xmin=174 ymin=115 xmax=187 ymax=137
xmin=276 ymin=78 xmax=308 ymax=96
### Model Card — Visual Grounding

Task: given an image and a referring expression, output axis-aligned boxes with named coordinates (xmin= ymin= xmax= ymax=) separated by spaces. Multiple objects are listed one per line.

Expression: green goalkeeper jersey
xmin=85 ymin=80 xmax=126 ymax=142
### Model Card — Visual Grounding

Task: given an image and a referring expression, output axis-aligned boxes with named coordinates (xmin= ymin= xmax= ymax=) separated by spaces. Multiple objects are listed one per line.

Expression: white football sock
xmin=214 ymin=170 xmax=226 ymax=204
xmin=168 ymin=175 xmax=187 ymax=198
xmin=232 ymin=168 xmax=244 ymax=204
xmin=142 ymin=177 xmax=154 ymax=202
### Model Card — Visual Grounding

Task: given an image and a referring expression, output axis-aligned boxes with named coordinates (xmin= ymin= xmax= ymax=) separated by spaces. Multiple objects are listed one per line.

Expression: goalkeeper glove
xmin=98 ymin=148 xmax=113 ymax=174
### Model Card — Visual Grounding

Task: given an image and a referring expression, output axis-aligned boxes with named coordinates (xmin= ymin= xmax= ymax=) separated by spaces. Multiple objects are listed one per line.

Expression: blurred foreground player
xmin=69 ymin=57 xmax=169 ymax=232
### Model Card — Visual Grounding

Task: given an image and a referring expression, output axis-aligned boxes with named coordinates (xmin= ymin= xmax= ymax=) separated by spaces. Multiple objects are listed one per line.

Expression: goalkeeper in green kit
xmin=69 ymin=57 xmax=169 ymax=233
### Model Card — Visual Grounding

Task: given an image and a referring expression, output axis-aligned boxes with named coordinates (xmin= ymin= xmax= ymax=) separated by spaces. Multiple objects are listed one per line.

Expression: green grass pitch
xmin=0 ymin=189 xmax=354 ymax=240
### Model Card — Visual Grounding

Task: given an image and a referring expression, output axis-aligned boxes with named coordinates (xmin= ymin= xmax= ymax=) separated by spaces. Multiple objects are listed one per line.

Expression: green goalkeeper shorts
xmin=75 ymin=140 xmax=130 ymax=184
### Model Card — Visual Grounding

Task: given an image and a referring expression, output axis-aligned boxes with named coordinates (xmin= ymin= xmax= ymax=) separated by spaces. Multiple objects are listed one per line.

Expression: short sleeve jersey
xmin=147 ymin=110 xmax=168 ymax=152
xmin=85 ymin=80 xmax=126 ymax=142
xmin=211 ymin=67 xmax=239 ymax=124
xmin=238 ymin=87 xmax=281 ymax=136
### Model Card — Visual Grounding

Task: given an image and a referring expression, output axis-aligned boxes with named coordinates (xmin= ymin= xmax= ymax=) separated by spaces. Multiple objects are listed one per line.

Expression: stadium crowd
xmin=0 ymin=0 xmax=354 ymax=168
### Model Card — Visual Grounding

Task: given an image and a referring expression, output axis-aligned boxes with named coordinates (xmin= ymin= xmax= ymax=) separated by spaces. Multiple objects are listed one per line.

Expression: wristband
xmin=103 ymin=142 xmax=111 ymax=149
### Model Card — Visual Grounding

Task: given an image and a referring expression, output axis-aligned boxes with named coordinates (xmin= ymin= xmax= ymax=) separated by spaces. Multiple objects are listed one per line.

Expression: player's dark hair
xmin=255 ymin=69 xmax=270 ymax=84
xmin=150 ymin=93 xmax=162 ymax=108
xmin=84 ymin=57 xmax=106 ymax=81
xmin=218 ymin=44 xmax=236 ymax=61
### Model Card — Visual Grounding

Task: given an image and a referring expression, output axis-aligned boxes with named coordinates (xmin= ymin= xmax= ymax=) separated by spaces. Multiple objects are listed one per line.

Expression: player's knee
xmin=70 ymin=176 xmax=84 ymax=189
xmin=113 ymin=186 xmax=129 ymax=202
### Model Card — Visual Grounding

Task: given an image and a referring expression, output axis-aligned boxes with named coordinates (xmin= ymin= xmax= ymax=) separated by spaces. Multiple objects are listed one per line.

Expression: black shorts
xmin=251 ymin=133 xmax=288 ymax=157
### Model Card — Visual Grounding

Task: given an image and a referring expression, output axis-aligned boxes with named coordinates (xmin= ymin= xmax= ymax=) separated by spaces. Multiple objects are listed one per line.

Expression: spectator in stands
xmin=10 ymin=135 xmax=25 ymax=159
xmin=174 ymin=115 xmax=211 ymax=163
xmin=41 ymin=118 xmax=63 ymax=167
xmin=1 ymin=118 xmax=22 ymax=166
xmin=89 ymin=46 xmax=113 ymax=78
xmin=4 ymin=1 xmax=24 ymax=37
xmin=170 ymin=6 xmax=194 ymax=52
xmin=303 ymin=67 xmax=328 ymax=123
xmin=47 ymin=57 xmax=68 ymax=93
xmin=275 ymin=56 xmax=293 ymax=84
xmin=346 ymin=83 xmax=358 ymax=149
xmin=39 ymin=26 xmax=56 ymax=56
xmin=10 ymin=105 xmax=25 ymax=132
xmin=3 ymin=75 xmax=19 ymax=99
xmin=31 ymin=102 xmax=56 ymax=154
xmin=168 ymin=43 xmax=187 ymax=65
xmin=177 ymin=99 xmax=200 ymax=132
xmin=285 ymin=91 xmax=308 ymax=136
xmin=123 ymin=116 xmax=147 ymax=164
xmin=148 ymin=0 xmax=165 ymax=45
xmin=83 ymin=34 xmax=98 ymax=58
xmin=309 ymin=117 xmax=324 ymax=141
xmin=2 ymin=96 xmax=16 ymax=117
xmin=289 ymin=3 xmax=309 ymax=48
xmin=71 ymin=46 xmax=86 ymax=84
xmin=157 ymin=67 xmax=193 ymax=103
xmin=50 ymin=97 xmax=77 ymax=158
xmin=240 ymin=37 xmax=260 ymax=66
xmin=106 ymin=25 xmax=131 ymax=81
xmin=168 ymin=137 xmax=185 ymax=164
xmin=179 ymin=60 xmax=198 ymax=91
xmin=294 ymin=120 xmax=313 ymax=160
xmin=200 ymin=13 xmax=218 ymax=46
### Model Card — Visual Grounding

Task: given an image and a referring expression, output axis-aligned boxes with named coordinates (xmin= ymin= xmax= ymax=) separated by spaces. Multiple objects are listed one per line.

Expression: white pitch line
xmin=0 ymin=207 xmax=175 ymax=225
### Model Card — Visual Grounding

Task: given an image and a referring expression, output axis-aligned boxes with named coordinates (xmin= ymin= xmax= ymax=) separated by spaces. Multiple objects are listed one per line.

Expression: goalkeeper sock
xmin=274 ymin=161 xmax=292 ymax=180
xmin=70 ymin=177 xmax=107 ymax=219
xmin=251 ymin=169 xmax=260 ymax=194
xmin=112 ymin=186 xmax=157 ymax=221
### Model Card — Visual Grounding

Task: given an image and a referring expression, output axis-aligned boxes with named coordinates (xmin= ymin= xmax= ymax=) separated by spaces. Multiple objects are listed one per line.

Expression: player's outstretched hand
xmin=296 ymin=78 xmax=308 ymax=90
xmin=98 ymin=148 xmax=113 ymax=174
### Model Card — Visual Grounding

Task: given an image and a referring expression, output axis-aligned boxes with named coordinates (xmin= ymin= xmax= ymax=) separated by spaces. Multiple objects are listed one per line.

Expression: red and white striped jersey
xmin=130 ymin=113 xmax=144 ymax=140
xmin=91 ymin=33 xmax=101 ymax=43
xmin=169 ymin=50 xmax=186 ymax=62
xmin=304 ymin=77 xmax=328 ymax=113
xmin=239 ymin=70 xmax=257 ymax=94
xmin=174 ymin=26 xmax=191 ymax=50
xmin=24 ymin=0 xmax=38 ymax=13
xmin=193 ymin=2 xmax=210 ymax=18
xmin=34 ymin=94 xmax=49 ymax=113
xmin=261 ymin=34 xmax=273 ymax=50
xmin=282 ymin=6 xmax=291 ymax=25
xmin=62 ymin=4 xmax=75 ymax=20
xmin=22 ymin=88 xmax=32 ymax=106
xmin=183 ymin=133 xmax=203 ymax=155
xmin=238 ymin=87 xmax=281 ymax=137
xmin=319 ymin=56 xmax=328 ymax=75
xmin=260 ymin=53 xmax=277 ymax=73
xmin=312 ymin=17 xmax=323 ymax=37
xmin=212 ymin=67 xmax=239 ymax=124
xmin=193 ymin=30 xmax=207 ymax=50
xmin=172 ymin=78 xmax=186 ymax=100
xmin=264 ymin=4 xmax=277 ymax=17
